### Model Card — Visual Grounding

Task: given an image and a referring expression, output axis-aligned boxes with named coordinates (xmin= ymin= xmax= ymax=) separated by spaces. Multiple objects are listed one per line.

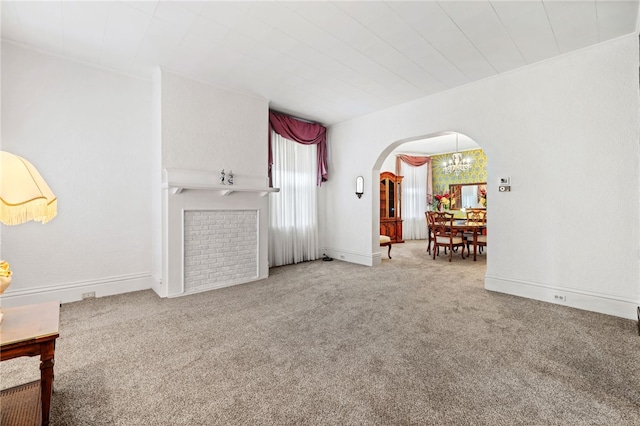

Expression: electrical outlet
xmin=553 ymin=294 xmax=566 ymax=302
xmin=82 ymin=291 xmax=95 ymax=299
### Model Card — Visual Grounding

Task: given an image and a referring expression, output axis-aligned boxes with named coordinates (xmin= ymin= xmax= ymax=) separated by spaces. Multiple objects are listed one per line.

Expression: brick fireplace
xmin=183 ymin=210 xmax=258 ymax=293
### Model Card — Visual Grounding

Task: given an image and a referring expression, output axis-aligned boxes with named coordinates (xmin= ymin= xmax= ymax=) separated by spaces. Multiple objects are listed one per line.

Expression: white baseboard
xmin=485 ymin=274 xmax=639 ymax=320
xmin=151 ymin=276 xmax=165 ymax=298
xmin=321 ymin=247 xmax=375 ymax=266
xmin=0 ymin=273 xmax=153 ymax=307
xmin=167 ymin=273 xmax=268 ymax=298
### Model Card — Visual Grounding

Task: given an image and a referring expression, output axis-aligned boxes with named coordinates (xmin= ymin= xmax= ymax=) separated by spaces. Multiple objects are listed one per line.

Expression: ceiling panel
xmin=490 ymin=1 xmax=559 ymax=64
xmin=333 ymin=1 xmax=391 ymax=27
xmin=101 ymin=2 xmax=151 ymax=70
xmin=62 ymin=2 xmax=108 ymax=63
xmin=543 ymin=1 xmax=599 ymax=52
xmin=187 ymin=15 xmax=229 ymax=43
xmin=229 ymin=14 xmax=273 ymax=40
xmin=383 ymin=27 xmax=470 ymax=88
xmin=13 ymin=1 xmax=64 ymax=56
xmin=2 ymin=2 xmax=25 ymax=45
xmin=1 ymin=0 xmax=638 ymax=126
xmin=162 ymin=44 xmax=205 ymax=76
xmin=596 ymin=0 xmax=640 ymax=40
xmin=196 ymin=46 xmax=245 ymax=78
xmin=439 ymin=1 xmax=526 ymax=72
xmin=120 ymin=1 xmax=158 ymax=16
xmin=246 ymin=2 xmax=299 ymax=29
xmin=176 ymin=2 xmax=206 ymax=16
xmin=389 ymin=2 xmax=497 ymax=81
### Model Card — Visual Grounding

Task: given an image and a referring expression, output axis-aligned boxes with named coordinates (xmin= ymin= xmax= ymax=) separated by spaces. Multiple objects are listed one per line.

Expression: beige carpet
xmin=1 ymin=240 xmax=638 ymax=425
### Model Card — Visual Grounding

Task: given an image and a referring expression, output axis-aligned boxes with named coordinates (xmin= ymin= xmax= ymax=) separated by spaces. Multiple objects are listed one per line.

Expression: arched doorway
xmin=373 ymin=131 xmax=488 ymax=264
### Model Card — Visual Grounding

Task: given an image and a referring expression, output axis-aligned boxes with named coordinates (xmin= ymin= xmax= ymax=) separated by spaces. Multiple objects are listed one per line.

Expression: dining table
xmin=449 ymin=220 xmax=486 ymax=261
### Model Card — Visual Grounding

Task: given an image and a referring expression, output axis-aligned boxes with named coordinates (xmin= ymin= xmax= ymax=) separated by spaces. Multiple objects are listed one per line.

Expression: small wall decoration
xmin=228 ymin=170 xmax=234 ymax=185
xmin=220 ymin=169 xmax=225 ymax=185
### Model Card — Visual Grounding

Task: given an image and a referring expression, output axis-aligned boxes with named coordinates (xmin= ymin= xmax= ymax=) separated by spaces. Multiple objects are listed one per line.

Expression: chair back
xmin=425 ymin=211 xmax=434 ymax=227
xmin=430 ymin=211 xmax=466 ymax=260
xmin=431 ymin=211 xmax=455 ymax=236
xmin=465 ymin=209 xmax=486 ymax=226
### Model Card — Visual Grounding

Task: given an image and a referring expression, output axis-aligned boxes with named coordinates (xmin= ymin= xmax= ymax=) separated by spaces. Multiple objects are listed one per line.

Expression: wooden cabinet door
xmin=380 ymin=172 xmax=404 ymax=244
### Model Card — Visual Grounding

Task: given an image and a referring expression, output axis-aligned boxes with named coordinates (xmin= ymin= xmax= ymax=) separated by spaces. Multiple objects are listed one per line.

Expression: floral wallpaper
xmin=431 ymin=149 xmax=487 ymax=194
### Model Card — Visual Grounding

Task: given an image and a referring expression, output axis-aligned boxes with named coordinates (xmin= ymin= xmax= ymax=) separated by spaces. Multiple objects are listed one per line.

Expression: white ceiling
xmin=2 ymin=0 xmax=639 ymax=132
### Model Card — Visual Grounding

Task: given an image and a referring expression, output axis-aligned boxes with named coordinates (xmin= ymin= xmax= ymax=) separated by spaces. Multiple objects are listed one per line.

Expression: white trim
xmin=371 ymin=251 xmax=382 ymax=266
xmin=0 ymin=273 xmax=153 ymax=307
xmin=180 ymin=208 xmax=186 ymax=296
xmin=168 ymin=274 xmax=267 ymax=298
xmin=151 ymin=276 xmax=164 ymax=298
xmin=322 ymin=247 xmax=377 ymax=266
xmin=485 ymin=274 xmax=638 ymax=320
xmin=163 ymin=169 xmax=274 ymax=192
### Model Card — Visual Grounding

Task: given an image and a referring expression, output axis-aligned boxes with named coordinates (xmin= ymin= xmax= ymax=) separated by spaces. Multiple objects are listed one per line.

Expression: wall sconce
xmin=355 ymin=176 xmax=364 ymax=198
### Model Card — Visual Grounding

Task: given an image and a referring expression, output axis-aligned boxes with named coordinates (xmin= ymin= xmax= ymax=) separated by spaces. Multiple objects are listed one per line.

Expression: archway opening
xmin=373 ymin=131 xmax=488 ymax=264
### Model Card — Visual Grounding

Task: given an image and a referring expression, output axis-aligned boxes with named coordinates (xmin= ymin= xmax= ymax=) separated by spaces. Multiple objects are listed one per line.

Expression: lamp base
xmin=0 ymin=275 xmax=11 ymax=327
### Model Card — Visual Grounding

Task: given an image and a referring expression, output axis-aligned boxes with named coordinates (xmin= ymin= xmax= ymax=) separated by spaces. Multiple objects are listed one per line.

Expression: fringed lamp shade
xmin=0 ymin=151 xmax=57 ymax=226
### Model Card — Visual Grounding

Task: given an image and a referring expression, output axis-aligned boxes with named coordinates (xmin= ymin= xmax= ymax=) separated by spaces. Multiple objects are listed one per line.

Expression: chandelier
xmin=441 ymin=133 xmax=471 ymax=176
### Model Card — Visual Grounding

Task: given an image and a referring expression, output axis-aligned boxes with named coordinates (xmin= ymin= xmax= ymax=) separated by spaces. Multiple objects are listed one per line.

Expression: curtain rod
xmin=270 ymin=109 xmax=322 ymax=126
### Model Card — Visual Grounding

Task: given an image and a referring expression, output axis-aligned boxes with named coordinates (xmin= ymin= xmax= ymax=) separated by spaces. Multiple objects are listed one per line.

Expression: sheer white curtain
xmin=269 ymin=132 xmax=319 ymax=266
xmin=401 ymin=162 xmax=429 ymax=240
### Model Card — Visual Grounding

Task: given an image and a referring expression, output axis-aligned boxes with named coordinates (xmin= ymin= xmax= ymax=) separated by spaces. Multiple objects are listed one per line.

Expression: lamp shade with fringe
xmin=0 ymin=151 xmax=57 ymax=226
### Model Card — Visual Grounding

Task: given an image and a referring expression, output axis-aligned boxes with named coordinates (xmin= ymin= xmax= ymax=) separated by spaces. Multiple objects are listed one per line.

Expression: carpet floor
xmin=1 ymin=240 xmax=638 ymax=425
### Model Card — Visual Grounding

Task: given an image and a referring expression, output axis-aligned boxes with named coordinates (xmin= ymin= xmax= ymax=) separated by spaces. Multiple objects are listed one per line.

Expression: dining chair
xmin=427 ymin=211 xmax=456 ymax=256
xmin=465 ymin=208 xmax=486 ymax=225
xmin=431 ymin=211 xmax=466 ymax=262
xmin=380 ymin=235 xmax=392 ymax=259
xmin=425 ymin=212 xmax=434 ymax=255
xmin=465 ymin=209 xmax=487 ymax=254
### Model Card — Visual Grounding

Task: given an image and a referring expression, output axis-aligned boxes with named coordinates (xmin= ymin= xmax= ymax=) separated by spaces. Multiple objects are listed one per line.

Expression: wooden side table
xmin=1 ymin=300 xmax=60 ymax=426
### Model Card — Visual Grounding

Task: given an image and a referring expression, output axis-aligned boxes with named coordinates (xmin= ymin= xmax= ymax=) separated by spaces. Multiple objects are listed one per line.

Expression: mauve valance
xmin=269 ymin=111 xmax=328 ymax=186
xmin=397 ymin=154 xmax=430 ymax=167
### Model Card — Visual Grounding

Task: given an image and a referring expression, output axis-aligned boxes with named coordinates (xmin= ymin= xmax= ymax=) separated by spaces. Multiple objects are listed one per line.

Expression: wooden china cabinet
xmin=380 ymin=171 xmax=404 ymax=243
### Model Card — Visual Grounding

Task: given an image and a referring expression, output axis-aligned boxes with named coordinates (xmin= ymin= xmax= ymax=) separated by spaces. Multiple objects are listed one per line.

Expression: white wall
xmin=380 ymin=154 xmax=395 ymax=173
xmin=1 ymin=42 xmax=154 ymax=305
xmin=160 ymin=71 xmax=268 ymax=175
xmin=322 ymin=35 xmax=640 ymax=319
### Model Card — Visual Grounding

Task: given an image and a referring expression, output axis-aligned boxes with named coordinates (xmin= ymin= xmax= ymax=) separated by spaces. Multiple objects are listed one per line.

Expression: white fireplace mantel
xmin=158 ymin=168 xmax=277 ymax=299
xmin=162 ymin=169 xmax=279 ymax=196
xmin=163 ymin=182 xmax=279 ymax=196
